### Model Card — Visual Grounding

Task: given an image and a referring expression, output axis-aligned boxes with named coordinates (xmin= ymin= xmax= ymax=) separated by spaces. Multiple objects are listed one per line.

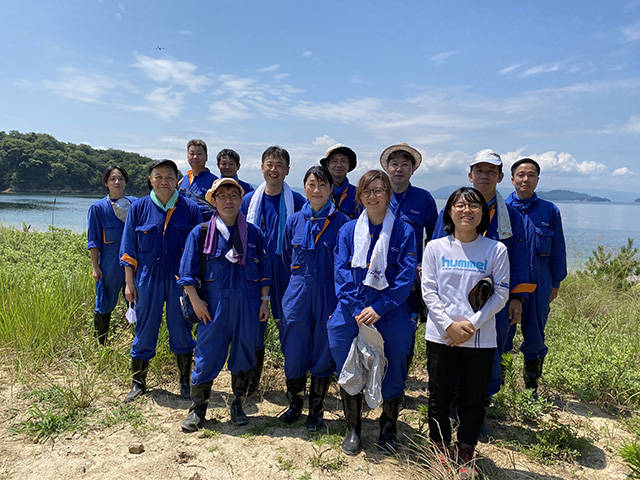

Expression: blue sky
xmin=2 ymin=0 xmax=640 ymax=195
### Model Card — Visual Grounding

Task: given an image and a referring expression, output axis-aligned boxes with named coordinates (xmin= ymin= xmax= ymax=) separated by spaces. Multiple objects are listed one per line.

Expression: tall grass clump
xmin=543 ymin=239 xmax=640 ymax=410
xmin=0 ymin=226 xmax=94 ymax=371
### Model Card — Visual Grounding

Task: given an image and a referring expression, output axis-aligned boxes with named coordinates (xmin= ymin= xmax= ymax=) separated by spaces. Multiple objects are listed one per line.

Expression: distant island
xmin=537 ymin=190 xmax=610 ymax=202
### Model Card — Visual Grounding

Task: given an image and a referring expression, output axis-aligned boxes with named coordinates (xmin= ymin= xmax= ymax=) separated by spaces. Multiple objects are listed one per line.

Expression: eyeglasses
xmin=215 ymin=193 xmax=241 ymax=202
xmin=361 ymin=188 xmax=387 ymax=198
xmin=451 ymin=202 xmax=482 ymax=212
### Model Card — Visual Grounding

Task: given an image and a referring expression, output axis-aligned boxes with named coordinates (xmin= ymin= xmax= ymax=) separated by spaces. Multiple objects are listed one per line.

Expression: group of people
xmin=87 ymin=139 xmax=567 ymax=478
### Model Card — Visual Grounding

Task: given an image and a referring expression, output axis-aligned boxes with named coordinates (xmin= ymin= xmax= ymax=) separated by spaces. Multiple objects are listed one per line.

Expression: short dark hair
xmin=187 ymin=139 xmax=207 ymax=154
xmin=511 ymin=157 xmax=540 ymax=176
xmin=443 ymin=187 xmax=490 ymax=235
xmin=388 ymin=150 xmax=416 ymax=167
xmin=102 ymin=165 xmax=129 ymax=185
xmin=216 ymin=148 xmax=240 ymax=165
xmin=261 ymin=145 xmax=290 ymax=166
xmin=355 ymin=170 xmax=392 ymax=206
xmin=303 ymin=165 xmax=334 ymax=187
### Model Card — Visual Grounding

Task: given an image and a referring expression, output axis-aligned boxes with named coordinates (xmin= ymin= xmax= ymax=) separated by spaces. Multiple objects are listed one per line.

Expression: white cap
xmin=470 ymin=149 xmax=502 ymax=167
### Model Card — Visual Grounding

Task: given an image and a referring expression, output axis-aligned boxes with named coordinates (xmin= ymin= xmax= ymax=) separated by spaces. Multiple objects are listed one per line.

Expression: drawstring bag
xmin=180 ymin=223 xmax=208 ymax=324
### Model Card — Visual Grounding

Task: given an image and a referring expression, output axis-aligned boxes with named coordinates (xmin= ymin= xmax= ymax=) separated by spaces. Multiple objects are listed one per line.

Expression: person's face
xmin=512 ymin=163 xmax=539 ymax=199
xmin=210 ymin=185 xmax=242 ymax=222
xmin=261 ymin=156 xmax=289 ymax=186
xmin=387 ymin=156 xmax=414 ymax=191
xmin=468 ymin=163 xmax=503 ymax=199
xmin=326 ymin=153 xmax=349 ymax=185
xmin=149 ymin=165 xmax=178 ymax=198
xmin=105 ymin=169 xmax=127 ymax=199
xmin=218 ymin=156 xmax=239 ymax=178
xmin=360 ymin=178 xmax=389 ymax=217
xmin=187 ymin=145 xmax=207 ymax=172
xmin=449 ymin=196 xmax=483 ymax=231
xmin=304 ymin=173 xmax=331 ymax=211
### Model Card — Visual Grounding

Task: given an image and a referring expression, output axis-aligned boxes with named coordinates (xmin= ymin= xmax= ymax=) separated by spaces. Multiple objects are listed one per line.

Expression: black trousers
xmin=426 ymin=340 xmax=495 ymax=446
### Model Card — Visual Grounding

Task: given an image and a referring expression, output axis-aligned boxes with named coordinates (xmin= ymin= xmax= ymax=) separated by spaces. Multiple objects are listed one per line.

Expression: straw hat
xmin=204 ymin=177 xmax=244 ymax=206
xmin=379 ymin=143 xmax=422 ymax=172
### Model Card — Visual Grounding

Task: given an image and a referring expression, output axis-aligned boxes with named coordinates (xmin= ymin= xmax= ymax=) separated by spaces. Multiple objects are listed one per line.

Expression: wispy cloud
xmin=520 ymin=62 xmax=563 ymax=78
xmin=499 ymin=64 xmax=523 ymax=76
xmin=259 ymin=64 xmax=280 ymax=73
xmin=132 ymin=54 xmax=212 ymax=93
xmin=44 ymin=66 xmax=118 ymax=103
xmin=126 ymin=87 xmax=186 ymax=120
xmin=429 ymin=51 xmax=456 ymax=66
xmin=180 ymin=30 xmax=193 ymax=36
xmin=622 ymin=20 xmax=640 ymax=41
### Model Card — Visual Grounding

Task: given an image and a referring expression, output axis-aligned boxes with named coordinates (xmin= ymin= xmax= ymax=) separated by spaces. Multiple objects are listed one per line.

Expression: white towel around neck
xmin=246 ymin=181 xmax=294 ymax=226
xmin=494 ymin=191 xmax=513 ymax=240
xmin=352 ymin=208 xmax=395 ymax=290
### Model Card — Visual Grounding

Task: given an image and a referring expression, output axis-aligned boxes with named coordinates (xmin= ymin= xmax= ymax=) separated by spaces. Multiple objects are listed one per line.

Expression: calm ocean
xmin=1 ymin=193 xmax=639 ymax=271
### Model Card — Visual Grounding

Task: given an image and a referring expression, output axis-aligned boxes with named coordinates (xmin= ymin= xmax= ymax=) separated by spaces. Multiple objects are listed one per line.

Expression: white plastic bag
xmin=125 ymin=303 xmax=137 ymax=324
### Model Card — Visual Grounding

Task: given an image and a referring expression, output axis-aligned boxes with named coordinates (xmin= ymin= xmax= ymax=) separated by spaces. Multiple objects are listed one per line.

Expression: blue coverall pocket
xmin=534 ymin=227 xmax=554 ymax=256
xmin=102 ymin=221 xmax=121 ymax=244
xmin=135 ymin=224 xmax=157 ymax=253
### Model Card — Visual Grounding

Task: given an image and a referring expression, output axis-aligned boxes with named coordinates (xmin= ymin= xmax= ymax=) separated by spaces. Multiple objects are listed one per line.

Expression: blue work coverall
xmin=177 ymin=221 xmax=271 ymax=384
xmin=280 ymin=208 xmax=350 ymax=380
xmin=328 ymin=218 xmax=417 ymax=400
xmin=433 ymin=199 xmax=533 ymax=396
xmin=178 ymin=169 xmax=218 ymax=221
xmin=234 ymin=177 xmax=255 ymax=196
xmin=333 ymin=179 xmax=359 ymax=219
xmin=120 ymin=195 xmax=202 ymax=360
xmin=87 ymin=195 xmax=137 ymax=313
xmin=240 ymin=190 xmax=306 ymax=327
xmin=506 ymin=192 xmax=567 ymax=360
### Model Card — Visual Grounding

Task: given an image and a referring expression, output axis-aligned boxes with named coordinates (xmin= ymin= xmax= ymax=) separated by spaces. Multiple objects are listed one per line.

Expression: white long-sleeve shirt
xmin=422 ymin=234 xmax=510 ymax=348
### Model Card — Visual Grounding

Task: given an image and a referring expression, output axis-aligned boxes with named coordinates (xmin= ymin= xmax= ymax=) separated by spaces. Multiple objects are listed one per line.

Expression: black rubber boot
xmin=340 ymin=387 xmax=362 ymax=456
xmin=248 ymin=347 xmax=265 ymax=395
xmin=377 ymin=394 xmax=402 ymax=455
xmin=306 ymin=375 xmax=331 ymax=431
xmin=93 ymin=312 xmax=111 ymax=346
xmin=279 ymin=376 xmax=306 ymax=425
xmin=230 ymin=370 xmax=252 ymax=426
xmin=176 ymin=352 xmax=193 ymax=400
xmin=181 ymin=381 xmax=213 ymax=433
xmin=524 ymin=357 xmax=544 ymax=398
xmin=125 ymin=358 xmax=149 ymax=403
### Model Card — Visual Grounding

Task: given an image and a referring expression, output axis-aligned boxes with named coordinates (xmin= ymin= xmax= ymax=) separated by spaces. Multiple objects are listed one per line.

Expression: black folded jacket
xmin=468 ymin=276 xmax=494 ymax=313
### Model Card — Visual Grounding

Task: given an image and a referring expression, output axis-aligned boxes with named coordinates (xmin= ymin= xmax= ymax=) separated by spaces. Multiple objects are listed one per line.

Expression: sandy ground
xmin=0 ymin=364 xmax=634 ymax=480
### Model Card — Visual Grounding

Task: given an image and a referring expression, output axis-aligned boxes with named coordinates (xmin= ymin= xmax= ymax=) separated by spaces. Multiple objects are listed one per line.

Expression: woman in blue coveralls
xmin=87 ymin=165 xmax=136 ymax=346
xmin=178 ymin=178 xmax=271 ymax=432
xmin=327 ymin=169 xmax=417 ymax=456
xmin=120 ymin=159 xmax=202 ymax=403
xmin=279 ymin=166 xmax=350 ymax=431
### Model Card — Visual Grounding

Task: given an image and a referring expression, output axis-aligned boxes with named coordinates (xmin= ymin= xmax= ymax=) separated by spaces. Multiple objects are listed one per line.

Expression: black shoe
xmin=124 ymin=358 xmax=149 ymax=403
xmin=248 ymin=347 xmax=265 ymax=395
xmin=524 ymin=357 xmax=544 ymax=397
xmin=176 ymin=352 xmax=193 ymax=400
xmin=306 ymin=376 xmax=331 ymax=432
xmin=93 ymin=312 xmax=111 ymax=346
xmin=377 ymin=395 xmax=402 ymax=455
xmin=279 ymin=376 xmax=306 ymax=425
xmin=340 ymin=387 xmax=362 ymax=455
xmin=181 ymin=381 xmax=212 ymax=432
xmin=231 ymin=370 xmax=252 ymax=426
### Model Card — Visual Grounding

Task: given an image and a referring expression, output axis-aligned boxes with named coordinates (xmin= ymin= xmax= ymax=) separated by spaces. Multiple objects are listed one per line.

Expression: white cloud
xmin=503 ymin=150 xmax=608 ymax=176
xmin=429 ymin=51 xmax=456 ymax=65
xmin=44 ymin=67 xmax=118 ymax=103
xmin=613 ymin=167 xmax=634 ymax=176
xmin=259 ymin=64 xmax=280 ymax=73
xmin=180 ymin=30 xmax=193 ymax=36
xmin=520 ymin=62 xmax=562 ymax=78
xmin=125 ymin=87 xmax=185 ymax=120
xmin=622 ymin=20 xmax=640 ymax=41
xmin=209 ymin=99 xmax=252 ymax=122
xmin=499 ymin=64 xmax=523 ymax=76
xmin=303 ymin=51 xmax=313 ymax=57
xmin=421 ymin=150 xmax=470 ymax=173
xmin=312 ymin=135 xmax=337 ymax=148
xmin=621 ymin=115 xmax=640 ymax=133
xmin=132 ymin=54 xmax=212 ymax=93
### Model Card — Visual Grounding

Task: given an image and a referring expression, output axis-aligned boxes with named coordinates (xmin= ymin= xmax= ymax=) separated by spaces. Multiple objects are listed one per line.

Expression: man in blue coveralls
xmin=241 ymin=146 xmax=306 ymax=393
xmin=178 ymin=139 xmax=218 ymax=221
xmin=121 ymin=159 xmax=202 ymax=402
xmin=319 ymin=143 xmax=359 ymax=219
xmin=380 ymin=143 xmax=438 ymax=373
xmin=506 ymin=158 xmax=566 ymax=397
xmin=433 ymin=150 xmax=535 ymax=422
xmin=216 ymin=148 xmax=255 ymax=196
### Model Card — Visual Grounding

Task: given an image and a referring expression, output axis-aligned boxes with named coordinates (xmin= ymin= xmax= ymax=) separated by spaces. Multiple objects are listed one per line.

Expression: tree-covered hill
xmin=0 ymin=131 xmax=158 ymax=196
